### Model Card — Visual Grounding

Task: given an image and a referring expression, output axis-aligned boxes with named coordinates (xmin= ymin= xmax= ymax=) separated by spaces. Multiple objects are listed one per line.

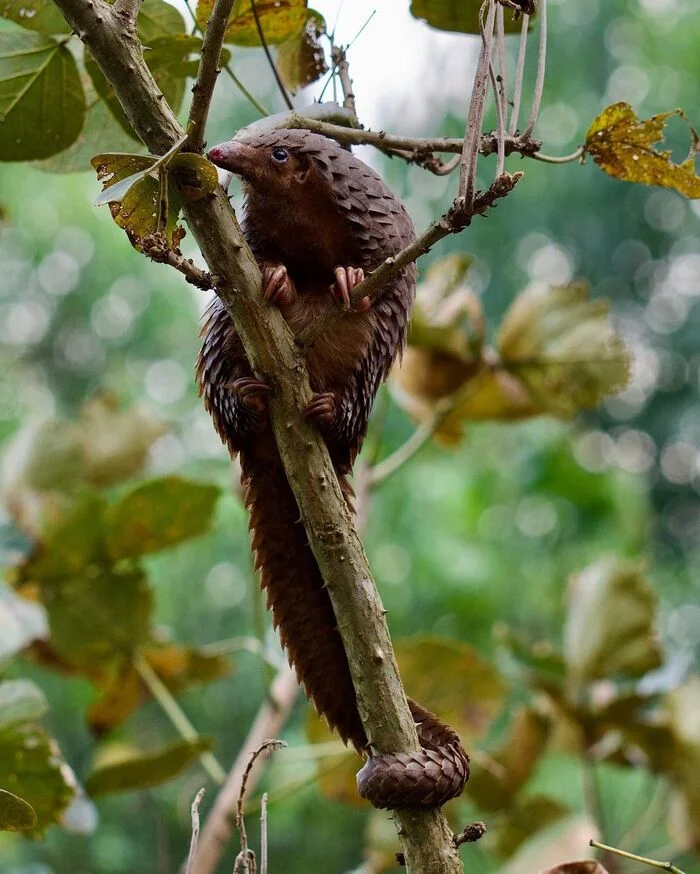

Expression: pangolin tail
xmin=239 ymin=432 xmax=469 ymax=809
xmin=240 ymin=432 xmax=367 ymax=752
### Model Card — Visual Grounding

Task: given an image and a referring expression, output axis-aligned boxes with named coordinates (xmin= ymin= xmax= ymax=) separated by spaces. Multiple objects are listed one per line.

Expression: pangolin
xmin=197 ymin=128 xmax=469 ymax=808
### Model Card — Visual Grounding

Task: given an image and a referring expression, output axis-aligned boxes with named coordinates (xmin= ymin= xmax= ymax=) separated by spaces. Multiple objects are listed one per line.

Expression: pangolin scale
xmin=196 ymin=129 xmax=469 ymax=808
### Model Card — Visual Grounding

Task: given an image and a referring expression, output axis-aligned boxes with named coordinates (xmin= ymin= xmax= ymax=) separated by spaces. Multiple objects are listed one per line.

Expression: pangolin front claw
xmin=229 ymin=377 xmax=272 ymax=414
xmin=331 ymin=266 xmax=366 ymax=309
xmin=263 ymin=265 xmax=296 ymax=306
xmin=304 ymin=391 xmax=337 ymax=428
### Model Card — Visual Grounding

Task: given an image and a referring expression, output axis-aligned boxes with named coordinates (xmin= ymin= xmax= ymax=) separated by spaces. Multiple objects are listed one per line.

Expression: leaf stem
xmin=133 ymin=651 xmax=227 ymax=785
xmin=589 ymin=841 xmax=686 ymax=874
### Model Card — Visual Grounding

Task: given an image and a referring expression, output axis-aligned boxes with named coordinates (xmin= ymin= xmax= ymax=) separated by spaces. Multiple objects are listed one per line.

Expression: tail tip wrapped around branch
xmin=355 ymin=701 xmax=470 ymax=809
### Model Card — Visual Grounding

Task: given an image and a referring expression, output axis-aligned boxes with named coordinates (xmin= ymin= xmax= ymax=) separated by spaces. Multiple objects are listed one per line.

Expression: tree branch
xmin=298 ymin=172 xmax=523 ymax=347
xmin=263 ymin=113 xmax=541 ymax=163
xmin=112 ymin=0 xmax=142 ymax=23
xmin=51 ymin=1 xmax=465 ymax=869
xmin=459 ymin=0 xmax=497 ymax=207
xmin=523 ymin=0 xmax=547 ymax=137
xmin=186 ymin=0 xmax=237 ymax=153
xmin=142 ymin=235 xmax=217 ymax=289
xmin=332 ymin=45 xmax=357 ymax=117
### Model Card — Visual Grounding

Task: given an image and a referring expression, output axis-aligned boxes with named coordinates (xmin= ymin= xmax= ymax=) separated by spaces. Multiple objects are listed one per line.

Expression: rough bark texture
xmin=48 ymin=2 xmax=466 ymax=869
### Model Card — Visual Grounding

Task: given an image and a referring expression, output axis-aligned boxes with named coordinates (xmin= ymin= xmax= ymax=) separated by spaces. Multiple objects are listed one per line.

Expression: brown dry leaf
xmin=79 ymin=393 xmax=166 ymax=487
xmin=539 ymin=861 xmax=611 ymax=874
xmin=277 ymin=9 xmax=327 ymax=94
xmin=392 ymin=254 xmax=497 ymax=441
xmin=497 ymin=281 xmax=630 ymax=417
xmin=585 ymin=102 xmax=700 ymax=198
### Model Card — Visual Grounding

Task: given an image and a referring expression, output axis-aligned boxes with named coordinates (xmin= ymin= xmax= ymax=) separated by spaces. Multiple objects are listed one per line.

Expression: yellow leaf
xmin=277 ymin=10 xmax=328 ymax=94
xmin=497 ymin=281 xmax=630 ymax=417
xmin=197 ymin=0 xmax=308 ymax=46
xmin=584 ymin=101 xmax=700 ymax=198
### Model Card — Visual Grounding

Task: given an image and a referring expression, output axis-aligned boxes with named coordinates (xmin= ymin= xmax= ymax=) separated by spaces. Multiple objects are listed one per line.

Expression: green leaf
xmin=0 ymin=723 xmax=75 ymax=837
xmin=91 ymin=152 xmax=184 ymax=250
xmin=563 ymin=557 xmax=663 ymax=685
xmin=85 ymin=35 xmax=202 ymax=141
xmin=0 ymin=788 xmax=37 ymax=831
xmin=169 ymin=153 xmax=220 ymax=201
xmin=584 ymin=102 xmax=700 ymax=199
xmin=197 ymin=0 xmax=308 ymax=46
xmin=85 ymin=738 xmax=213 ymax=797
xmin=0 ymin=679 xmax=48 ymax=728
xmin=409 ymin=0 xmax=529 ymax=36
xmin=137 ymin=0 xmax=186 ymax=42
xmin=497 ymin=281 xmax=631 ymax=417
xmin=277 ymin=9 xmax=328 ymax=94
xmin=36 ymin=78 xmax=145 ymax=173
xmin=0 ymin=32 xmax=85 ymax=161
xmin=105 ymin=477 xmax=220 ymax=559
xmin=43 ymin=568 xmax=152 ymax=670
xmin=19 ymin=493 xmax=107 ymax=582
xmin=0 ymin=0 xmax=71 ymax=35
xmin=0 ymin=583 xmax=47 ymax=659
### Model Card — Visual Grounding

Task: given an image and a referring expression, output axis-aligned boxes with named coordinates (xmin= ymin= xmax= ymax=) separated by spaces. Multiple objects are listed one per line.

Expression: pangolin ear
xmin=293 ymin=155 xmax=311 ymax=184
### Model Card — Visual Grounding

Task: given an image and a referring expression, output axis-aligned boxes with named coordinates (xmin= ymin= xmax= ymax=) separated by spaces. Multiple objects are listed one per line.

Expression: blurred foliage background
xmin=2 ymin=0 xmax=700 ymax=873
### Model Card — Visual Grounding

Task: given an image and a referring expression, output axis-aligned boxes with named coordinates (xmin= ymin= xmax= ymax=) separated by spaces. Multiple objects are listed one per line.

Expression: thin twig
xmin=523 ymin=0 xmax=547 ymax=137
xmin=298 ymin=172 xmax=523 ymax=347
xmin=235 ymin=739 xmax=286 ymax=871
xmin=509 ymin=11 xmax=529 ymax=134
xmin=332 ymin=45 xmax=356 ymax=117
xmin=261 ymin=113 xmax=541 ymax=161
xmin=494 ymin=4 xmax=508 ymax=176
xmin=190 ymin=666 xmax=298 ymax=874
xmin=589 ymin=841 xmax=686 ymax=874
xmin=530 ymin=145 xmax=584 ymax=164
xmin=186 ymin=789 xmax=206 ymax=874
xmin=489 ymin=62 xmax=506 ymax=177
xmin=459 ymin=0 xmax=498 ymax=208
xmin=186 ymin=0 xmax=236 ymax=152
xmin=250 ymin=0 xmax=293 ymax=110
xmin=133 ymin=652 xmax=227 ymax=785
xmin=142 ymin=235 xmax=217 ymax=289
xmin=259 ymin=793 xmax=269 ymax=874
xmin=370 ymin=366 xmax=495 ymax=486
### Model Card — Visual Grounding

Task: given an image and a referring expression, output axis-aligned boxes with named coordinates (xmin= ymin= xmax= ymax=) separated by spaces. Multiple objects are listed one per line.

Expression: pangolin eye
xmin=271 ymin=147 xmax=289 ymax=163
